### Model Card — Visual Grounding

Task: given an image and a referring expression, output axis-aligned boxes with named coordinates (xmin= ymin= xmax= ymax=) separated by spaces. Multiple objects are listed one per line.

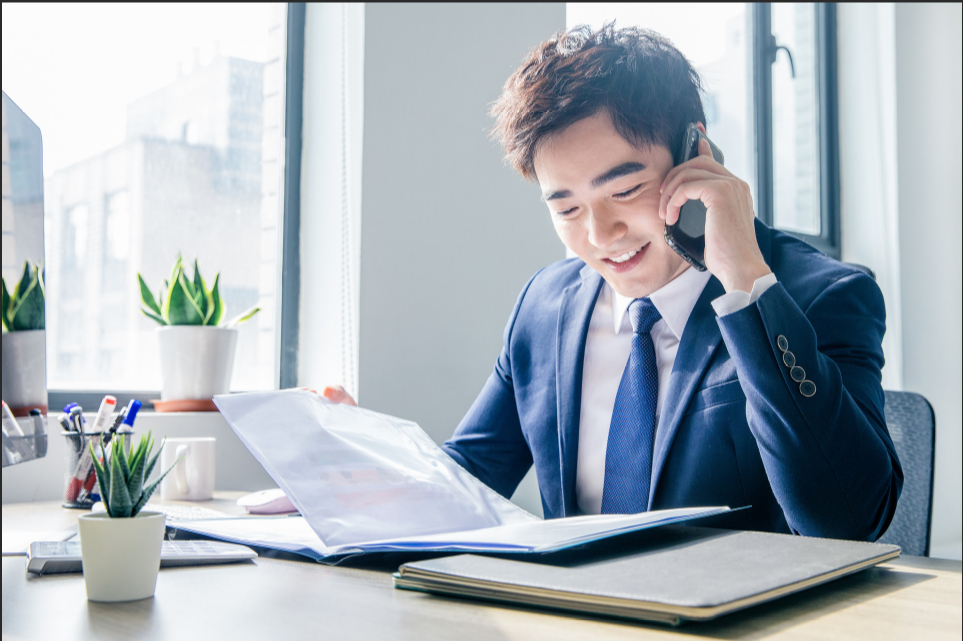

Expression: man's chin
xmin=597 ymin=253 xmax=688 ymax=299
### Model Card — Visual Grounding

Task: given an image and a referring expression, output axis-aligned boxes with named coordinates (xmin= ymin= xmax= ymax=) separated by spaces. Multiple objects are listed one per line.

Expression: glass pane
xmin=771 ymin=2 xmax=821 ymax=235
xmin=1 ymin=4 xmax=287 ymax=392
xmin=566 ymin=3 xmax=754 ymax=204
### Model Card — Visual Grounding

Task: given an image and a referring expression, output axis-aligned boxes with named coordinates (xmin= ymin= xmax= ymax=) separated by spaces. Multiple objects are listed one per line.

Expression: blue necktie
xmin=601 ymin=298 xmax=662 ymax=514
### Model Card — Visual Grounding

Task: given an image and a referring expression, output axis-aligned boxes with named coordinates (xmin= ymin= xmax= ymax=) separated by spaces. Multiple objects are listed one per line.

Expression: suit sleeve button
xmin=777 ymin=335 xmax=789 ymax=352
xmin=790 ymin=366 xmax=806 ymax=382
xmin=783 ymin=351 xmax=796 ymax=367
xmin=799 ymin=380 xmax=816 ymax=397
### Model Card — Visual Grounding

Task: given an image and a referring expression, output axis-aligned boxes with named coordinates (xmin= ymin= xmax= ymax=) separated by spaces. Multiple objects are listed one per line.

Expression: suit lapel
xmin=556 ymin=265 xmax=604 ymax=517
xmin=647 ymin=276 xmax=726 ymax=509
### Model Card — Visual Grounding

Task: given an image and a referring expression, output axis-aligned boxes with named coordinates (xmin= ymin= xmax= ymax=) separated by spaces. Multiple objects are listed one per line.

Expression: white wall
xmin=839 ymin=2 xmax=962 ymax=560
xmin=837 ymin=3 xmax=903 ymax=391
xmin=893 ymin=2 xmax=962 ymax=560
xmin=356 ymin=3 xmax=567 ymax=516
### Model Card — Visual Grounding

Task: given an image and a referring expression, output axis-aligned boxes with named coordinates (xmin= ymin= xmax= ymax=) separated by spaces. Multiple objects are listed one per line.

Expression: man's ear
xmin=696 ymin=122 xmax=707 ymax=136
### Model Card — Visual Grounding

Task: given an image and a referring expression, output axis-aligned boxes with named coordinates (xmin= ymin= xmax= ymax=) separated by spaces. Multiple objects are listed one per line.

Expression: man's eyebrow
xmin=542 ymin=189 xmax=573 ymax=202
xmin=591 ymin=161 xmax=647 ymax=188
xmin=540 ymin=161 xmax=648 ymax=202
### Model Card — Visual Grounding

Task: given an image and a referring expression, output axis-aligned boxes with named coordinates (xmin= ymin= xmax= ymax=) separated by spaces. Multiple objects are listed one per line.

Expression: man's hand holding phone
xmin=659 ymin=133 xmax=771 ymax=294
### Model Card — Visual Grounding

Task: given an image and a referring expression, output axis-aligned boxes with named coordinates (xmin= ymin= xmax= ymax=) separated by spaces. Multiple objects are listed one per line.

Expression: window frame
xmin=47 ymin=3 xmax=306 ymax=411
xmin=752 ymin=2 xmax=841 ymax=258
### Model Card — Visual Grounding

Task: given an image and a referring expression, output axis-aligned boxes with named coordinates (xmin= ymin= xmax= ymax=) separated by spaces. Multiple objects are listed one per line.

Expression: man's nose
xmin=586 ymin=204 xmax=627 ymax=250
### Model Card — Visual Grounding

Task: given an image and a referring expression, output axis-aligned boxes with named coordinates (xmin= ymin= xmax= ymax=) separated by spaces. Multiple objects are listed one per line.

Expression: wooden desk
xmin=3 ymin=496 xmax=960 ymax=640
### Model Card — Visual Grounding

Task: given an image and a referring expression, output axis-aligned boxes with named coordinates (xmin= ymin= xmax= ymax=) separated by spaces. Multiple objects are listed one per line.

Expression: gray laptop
xmin=394 ymin=525 xmax=900 ymax=625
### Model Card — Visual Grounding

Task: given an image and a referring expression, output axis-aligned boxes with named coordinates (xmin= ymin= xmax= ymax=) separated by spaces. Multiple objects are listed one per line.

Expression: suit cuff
xmin=711 ymin=272 xmax=778 ymax=317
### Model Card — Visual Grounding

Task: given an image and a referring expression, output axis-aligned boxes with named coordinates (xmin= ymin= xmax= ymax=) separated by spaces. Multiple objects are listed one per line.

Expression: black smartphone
xmin=663 ymin=123 xmax=725 ymax=272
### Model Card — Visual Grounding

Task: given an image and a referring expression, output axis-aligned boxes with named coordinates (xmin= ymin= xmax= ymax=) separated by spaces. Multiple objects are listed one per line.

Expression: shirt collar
xmin=611 ymin=267 xmax=712 ymax=338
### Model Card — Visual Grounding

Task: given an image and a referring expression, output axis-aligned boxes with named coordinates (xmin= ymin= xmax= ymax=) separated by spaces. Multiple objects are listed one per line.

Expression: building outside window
xmin=1 ymin=3 xmax=291 ymax=394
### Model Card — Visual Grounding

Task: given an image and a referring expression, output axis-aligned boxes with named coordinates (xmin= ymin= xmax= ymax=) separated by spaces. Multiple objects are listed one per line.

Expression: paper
xmin=215 ymin=390 xmax=537 ymax=548
xmin=333 ymin=507 xmax=729 ymax=554
xmin=174 ymin=517 xmax=329 ymax=560
xmin=207 ymin=390 xmax=730 ymax=560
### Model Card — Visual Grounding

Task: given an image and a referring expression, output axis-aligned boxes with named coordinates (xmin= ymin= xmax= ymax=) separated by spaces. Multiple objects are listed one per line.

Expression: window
xmin=771 ymin=3 xmax=821 ymax=235
xmin=1 ymin=3 xmax=305 ymax=402
xmin=567 ymin=3 xmax=840 ymax=256
xmin=754 ymin=3 xmax=839 ymax=256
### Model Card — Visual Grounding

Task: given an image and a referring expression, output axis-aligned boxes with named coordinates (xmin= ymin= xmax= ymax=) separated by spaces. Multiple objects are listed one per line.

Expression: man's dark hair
xmin=491 ymin=23 xmax=706 ymax=181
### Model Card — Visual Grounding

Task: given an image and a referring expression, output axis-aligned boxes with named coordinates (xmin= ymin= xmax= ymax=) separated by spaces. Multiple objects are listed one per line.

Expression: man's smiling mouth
xmin=609 ymin=248 xmax=639 ymax=264
xmin=601 ymin=243 xmax=648 ymax=272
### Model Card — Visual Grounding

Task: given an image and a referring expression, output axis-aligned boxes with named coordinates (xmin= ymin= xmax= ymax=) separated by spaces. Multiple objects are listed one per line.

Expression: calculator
xmin=27 ymin=540 xmax=257 ymax=575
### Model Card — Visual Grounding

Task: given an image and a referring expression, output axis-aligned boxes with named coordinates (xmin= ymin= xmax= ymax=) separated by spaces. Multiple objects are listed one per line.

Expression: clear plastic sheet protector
xmin=176 ymin=390 xmax=729 ymax=561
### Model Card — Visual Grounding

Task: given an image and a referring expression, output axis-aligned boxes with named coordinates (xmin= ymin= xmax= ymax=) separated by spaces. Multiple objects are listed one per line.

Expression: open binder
xmin=174 ymin=390 xmax=729 ymax=562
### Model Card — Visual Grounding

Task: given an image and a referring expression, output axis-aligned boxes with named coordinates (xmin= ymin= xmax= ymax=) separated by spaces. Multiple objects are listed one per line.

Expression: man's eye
xmin=613 ymin=184 xmax=642 ymax=199
xmin=557 ymin=206 xmax=577 ymax=216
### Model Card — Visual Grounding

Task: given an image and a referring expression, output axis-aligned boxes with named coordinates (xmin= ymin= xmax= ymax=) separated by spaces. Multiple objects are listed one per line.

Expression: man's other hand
xmin=322 ymin=385 xmax=357 ymax=406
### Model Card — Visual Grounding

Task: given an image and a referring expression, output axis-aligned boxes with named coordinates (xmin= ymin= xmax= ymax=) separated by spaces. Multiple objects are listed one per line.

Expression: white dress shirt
xmin=575 ymin=268 xmax=777 ymax=515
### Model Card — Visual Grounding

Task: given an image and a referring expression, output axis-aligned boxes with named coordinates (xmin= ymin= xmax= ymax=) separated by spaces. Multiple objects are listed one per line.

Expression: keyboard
xmin=141 ymin=503 xmax=233 ymax=521
xmin=90 ymin=501 xmax=232 ymax=521
xmin=27 ymin=540 xmax=257 ymax=574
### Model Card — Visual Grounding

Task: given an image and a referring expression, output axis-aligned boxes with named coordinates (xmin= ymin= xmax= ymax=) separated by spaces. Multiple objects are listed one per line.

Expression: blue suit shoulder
xmin=761 ymin=223 xmax=884 ymax=315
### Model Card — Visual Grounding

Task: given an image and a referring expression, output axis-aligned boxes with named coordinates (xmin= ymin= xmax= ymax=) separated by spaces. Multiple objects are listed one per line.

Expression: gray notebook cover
xmin=395 ymin=526 xmax=900 ymax=624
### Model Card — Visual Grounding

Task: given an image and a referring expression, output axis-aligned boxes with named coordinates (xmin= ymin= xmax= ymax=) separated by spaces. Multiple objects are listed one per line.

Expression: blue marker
xmin=121 ymin=400 xmax=142 ymax=429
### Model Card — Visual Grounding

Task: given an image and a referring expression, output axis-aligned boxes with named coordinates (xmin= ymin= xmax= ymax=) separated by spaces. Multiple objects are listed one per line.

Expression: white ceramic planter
xmin=157 ymin=326 xmax=238 ymax=401
xmin=78 ymin=511 xmax=166 ymax=602
xmin=0 ymin=330 xmax=47 ymax=413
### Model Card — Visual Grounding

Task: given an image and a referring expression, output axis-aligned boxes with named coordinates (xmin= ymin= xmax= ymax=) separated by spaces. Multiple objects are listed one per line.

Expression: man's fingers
xmin=664 ymin=180 xmax=713 ymax=225
xmin=322 ymin=385 xmax=357 ymax=406
xmin=699 ymin=137 xmax=712 ymax=157
xmin=659 ymin=151 xmax=726 ymax=196
xmin=659 ymin=169 xmax=719 ymax=222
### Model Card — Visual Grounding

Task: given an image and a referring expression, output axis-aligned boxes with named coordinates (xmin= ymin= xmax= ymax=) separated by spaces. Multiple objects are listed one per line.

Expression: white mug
xmin=160 ymin=437 xmax=216 ymax=501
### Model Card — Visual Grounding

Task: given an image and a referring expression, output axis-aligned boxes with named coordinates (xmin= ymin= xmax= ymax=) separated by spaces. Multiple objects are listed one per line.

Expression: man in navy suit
xmin=327 ymin=25 xmax=902 ymax=540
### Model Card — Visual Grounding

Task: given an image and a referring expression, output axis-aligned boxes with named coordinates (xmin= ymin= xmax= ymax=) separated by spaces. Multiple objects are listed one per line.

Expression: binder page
xmin=337 ymin=506 xmax=730 ymax=555
xmin=215 ymin=391 xmax=537 ymax=549
xmin=174 ymin=516 xmax=330 ymax=561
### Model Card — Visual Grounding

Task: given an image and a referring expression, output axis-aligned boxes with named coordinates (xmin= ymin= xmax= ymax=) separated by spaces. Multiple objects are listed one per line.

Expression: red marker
xmin=66 ymin=396 xmax=115 ymax=503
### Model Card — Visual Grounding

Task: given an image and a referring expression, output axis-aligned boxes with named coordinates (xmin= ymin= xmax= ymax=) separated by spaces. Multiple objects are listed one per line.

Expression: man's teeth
xmin=610 ymin=249 xmax=640 ymax=264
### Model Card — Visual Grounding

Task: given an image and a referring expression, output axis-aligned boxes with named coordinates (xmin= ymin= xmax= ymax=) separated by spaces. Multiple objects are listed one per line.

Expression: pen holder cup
xmin=62 ymin=431 xmax=105 ymax=509
xmin=1 ymin=433 xmax=48 ymax=467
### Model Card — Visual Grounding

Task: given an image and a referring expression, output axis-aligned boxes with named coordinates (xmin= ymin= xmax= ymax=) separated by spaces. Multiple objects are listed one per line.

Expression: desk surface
xmin=3 ymin=495 xmax=961 ymax=641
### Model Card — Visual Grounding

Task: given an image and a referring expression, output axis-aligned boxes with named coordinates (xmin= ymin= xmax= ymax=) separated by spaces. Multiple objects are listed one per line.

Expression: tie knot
xmin=628 ymin=298 xmax=661 ymax=335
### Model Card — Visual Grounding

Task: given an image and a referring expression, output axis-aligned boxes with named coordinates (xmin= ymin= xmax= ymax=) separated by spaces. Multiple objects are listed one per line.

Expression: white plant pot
xmin=157 ymin=327 xmax=238 ymax=401
xmin=1 ymin=330 xmax=47 ymax=413
xmin=78 ymin=511 xmax=166 ymax=602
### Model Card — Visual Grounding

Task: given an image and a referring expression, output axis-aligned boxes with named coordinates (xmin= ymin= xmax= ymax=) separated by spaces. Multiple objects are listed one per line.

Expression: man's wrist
xmin=712 ymin=272 xmax=778 ymax=317
xmin=718 ymin=261 xmax=772 ymax=294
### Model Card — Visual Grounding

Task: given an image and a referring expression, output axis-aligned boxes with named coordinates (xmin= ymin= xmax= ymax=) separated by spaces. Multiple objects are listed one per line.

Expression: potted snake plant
xmin=1 ymin=260 xmax=47 ymax=416
xmin=138 ymin=255 xmax=259 ymax=403
xmin=79 ymin=432 xmax=177 ymax=602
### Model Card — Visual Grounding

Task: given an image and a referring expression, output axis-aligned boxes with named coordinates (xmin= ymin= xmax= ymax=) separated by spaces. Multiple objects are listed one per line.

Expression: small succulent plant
xmin=1 ymin=259 xmax=45 ymax=332
xmin=91 ymin=432 xmax=176 ymax=518
xmin=137 ymin=254 xmax=259 ymax=327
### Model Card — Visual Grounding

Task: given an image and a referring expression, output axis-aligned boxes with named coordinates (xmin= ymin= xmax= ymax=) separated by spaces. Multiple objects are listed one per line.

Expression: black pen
xmin=29 ymin=409 xmax=45 ymax=435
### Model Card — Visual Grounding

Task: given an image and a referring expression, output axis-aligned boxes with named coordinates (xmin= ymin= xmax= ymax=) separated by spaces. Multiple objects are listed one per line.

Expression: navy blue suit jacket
xmin=443 ymin=220 xmax=902 ymax=541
